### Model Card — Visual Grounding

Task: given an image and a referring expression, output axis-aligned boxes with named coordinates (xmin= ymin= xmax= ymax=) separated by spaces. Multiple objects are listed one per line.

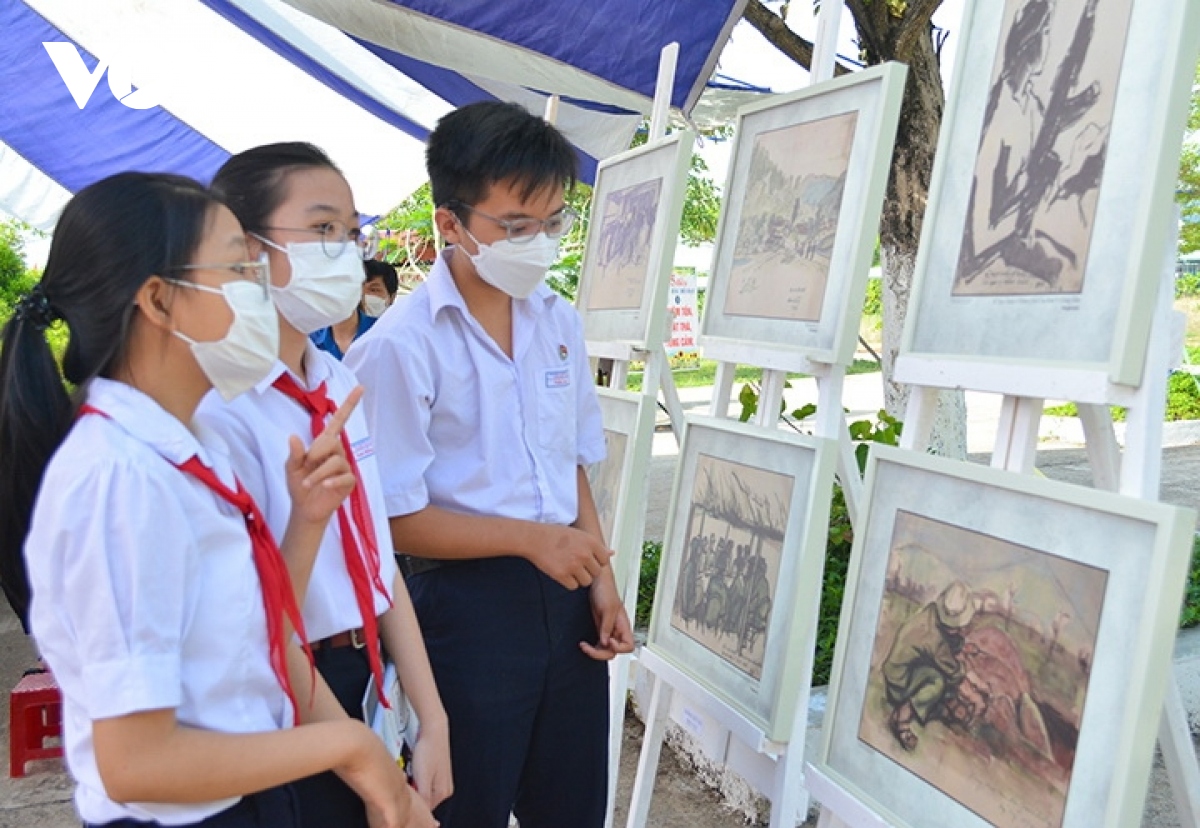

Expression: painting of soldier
xmin=954 ymin=0 xmax=1134 ymax=296
xmin=859 ymin=510 xmax=1107 ymax=828
xmin=670 ymin=452 xmax=794 ymax=680
xmin=585 ymin=177 xmax=664 ymax=310
xmin=722 ymin=111 xmax=857 ymax=323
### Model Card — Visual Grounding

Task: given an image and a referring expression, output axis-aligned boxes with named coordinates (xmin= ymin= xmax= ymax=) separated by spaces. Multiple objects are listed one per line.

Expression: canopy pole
xmin=648 ymin=42 xmax=679 ymax=141
xmin=810 ymin=0 xmax=843 ymax=84
xmin=543 ymin=94 xmax=561 ymax=124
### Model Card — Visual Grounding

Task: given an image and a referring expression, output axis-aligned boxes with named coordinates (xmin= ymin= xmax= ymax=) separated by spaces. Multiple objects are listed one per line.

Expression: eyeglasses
xmin=450 ymin=202 xmax=577 ymax=244
xmin=166 ymin=260 xmax=271 ymax=299
xmin=261 ymin=221 xmax=379 ymax=260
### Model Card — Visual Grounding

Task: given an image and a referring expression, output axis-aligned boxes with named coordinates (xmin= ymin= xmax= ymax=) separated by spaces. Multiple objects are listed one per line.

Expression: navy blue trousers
xmin=84 ymin=786 xmax=299 ymax=827
xmin=407 ymin=556 xmax=609 ymax=828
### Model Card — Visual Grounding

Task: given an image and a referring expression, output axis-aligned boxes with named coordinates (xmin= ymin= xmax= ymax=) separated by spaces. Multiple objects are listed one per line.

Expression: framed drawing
xmin=645 ymin=416 xmax=837 ymax=740
xmin=898 ymin=0 xmax=1200 ymax=396
xmin=586 ymin=386 xmax=657 ymax=606
xmin=575 ymin=130 xmax=694 ymax=347
xmin=700 ymin=62 xmax=906 ymax=368
xmin=814 ymin=445 xmax=1196 ymax=828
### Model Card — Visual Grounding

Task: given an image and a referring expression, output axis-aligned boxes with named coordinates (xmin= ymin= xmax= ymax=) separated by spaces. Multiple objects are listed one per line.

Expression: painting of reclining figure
xmin=860 ymin=509 xmax=1106 ymax=828
xmin=670 ymin=452 xmax=794 ymax=680
xmin=723 ymin=111 xmax=857 ymax=322
xmin=954 ymin=0 xmax=1134 ymax=296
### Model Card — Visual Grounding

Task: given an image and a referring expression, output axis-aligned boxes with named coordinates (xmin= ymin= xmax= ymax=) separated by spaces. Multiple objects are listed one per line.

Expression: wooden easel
xmin=808 ymin=227 xmax=1200 ymax=826
xmin=624 ymin=5 xmax=857 ymax=826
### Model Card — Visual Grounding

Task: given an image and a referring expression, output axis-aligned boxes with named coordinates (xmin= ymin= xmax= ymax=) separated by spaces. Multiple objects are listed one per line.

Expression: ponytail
xmin=0 ymin=172 xmax=221 ymax=630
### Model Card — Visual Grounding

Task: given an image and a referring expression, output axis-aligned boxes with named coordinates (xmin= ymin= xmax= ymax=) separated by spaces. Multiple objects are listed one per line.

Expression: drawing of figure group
xmin=676 ymin=531 xmax=774 ymax=657
xmin=596 ymin=179 xmax=661 ymax=272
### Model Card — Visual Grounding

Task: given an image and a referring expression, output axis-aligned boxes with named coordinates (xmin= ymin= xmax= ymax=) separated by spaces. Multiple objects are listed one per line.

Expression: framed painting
xmin=898 ymin=0 xmax=1200 ymax=396
xmin=645 ymin=416 xmax=838 ymax=740
xmin=575 ymin=130 xmax=694 ymax=347
xmin=586 ymin=386 xmax=656 ymax=606
xmin=700 ymin=62 xmax=906 ymax=368
xmin=814 ymin=445 xmax=1196 ymax=828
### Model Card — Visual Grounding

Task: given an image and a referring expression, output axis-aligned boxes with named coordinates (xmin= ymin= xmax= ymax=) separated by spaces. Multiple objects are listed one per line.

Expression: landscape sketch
xmin=586 ymin=428 xmax=629 ymax=546
xmin=585 ymin=178 xmax=664 ymax=311
xmin=954 ymin=0 xmax=1134 ymax=297
xmin=724 ymin=111 xmax=857 ymax=322
xmin=671 ymin=453 xmax=795 ymax=680
xmin=859 ymin=510 xmax=1107 ymax=828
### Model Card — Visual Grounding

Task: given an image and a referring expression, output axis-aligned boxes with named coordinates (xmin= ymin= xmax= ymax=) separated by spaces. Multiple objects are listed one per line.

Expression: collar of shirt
xmin=255 ymin=341 xmax=334 ymax=395
xmin=85 ymin=377 xmax=213 ymax=469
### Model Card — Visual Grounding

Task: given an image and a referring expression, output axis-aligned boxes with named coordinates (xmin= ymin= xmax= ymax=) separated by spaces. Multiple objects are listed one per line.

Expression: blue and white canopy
xmin=1 ymin=0 xmax=747 ymax=229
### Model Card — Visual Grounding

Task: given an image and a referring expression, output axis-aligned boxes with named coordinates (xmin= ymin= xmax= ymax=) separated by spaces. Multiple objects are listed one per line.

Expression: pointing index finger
xmin=309 ymin=385 xmax=364 ymax=458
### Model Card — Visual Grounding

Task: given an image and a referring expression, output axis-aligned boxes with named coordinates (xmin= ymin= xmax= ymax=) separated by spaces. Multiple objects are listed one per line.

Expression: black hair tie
xmin=14 ymin=286 xmax=59 ymax=332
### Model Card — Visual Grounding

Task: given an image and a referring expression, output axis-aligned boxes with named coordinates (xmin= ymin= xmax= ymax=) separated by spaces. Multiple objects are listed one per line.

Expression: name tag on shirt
xmin=545 ymin=369 xmax=571 ymax=389
xmin=351 ymin=436 xmax=375 ymax=462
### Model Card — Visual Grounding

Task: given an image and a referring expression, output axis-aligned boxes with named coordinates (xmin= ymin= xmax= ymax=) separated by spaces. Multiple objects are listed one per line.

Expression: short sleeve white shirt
xmin=26 ymin=379 xmax=288 ymax=825
xmin=194 ymin=343 xmax=396 ymax=643
xmin=345 ymin=249 xmax=606 ymax=525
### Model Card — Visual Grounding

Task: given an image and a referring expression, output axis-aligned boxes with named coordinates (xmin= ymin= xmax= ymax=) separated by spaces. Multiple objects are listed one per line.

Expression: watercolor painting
xmin=585 ymin=178 xmax=664 ymax=311
xmin=858 ymin=509 xmax=1106 ymax=828
xmin=723 ymin=111 xmax=858 ymax=322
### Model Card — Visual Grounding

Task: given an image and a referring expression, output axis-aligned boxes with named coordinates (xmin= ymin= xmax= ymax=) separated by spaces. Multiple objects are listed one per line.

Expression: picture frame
xmin=813 ymin=445 xmax=1196 ymax=828
xmin=645 ymin=416 xmax=837 ymax=740
xmin=699 ymin=62 xmax=906 ymax=369
xmin=897 ymin=0 xmax=1200 ymax=397
xmin=575 ymin=129 xmax=695 ymax=348
xmin=586 ymin=386 xmax=657 ymax=607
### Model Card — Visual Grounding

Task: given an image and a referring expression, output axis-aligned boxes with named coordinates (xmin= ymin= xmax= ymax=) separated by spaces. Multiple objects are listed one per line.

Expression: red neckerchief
xmin=271 ymin=374 xmax=392 ymax=706
xmin=78 ymin=404 xmax=313 ymax=723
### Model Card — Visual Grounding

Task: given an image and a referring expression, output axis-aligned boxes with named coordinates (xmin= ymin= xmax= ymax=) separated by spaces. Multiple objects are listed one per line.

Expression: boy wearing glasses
xmin=345 ymin=101 xmax=633 ymax=828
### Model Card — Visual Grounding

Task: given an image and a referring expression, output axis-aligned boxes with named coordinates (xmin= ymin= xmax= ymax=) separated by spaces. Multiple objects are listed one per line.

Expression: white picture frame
xmin=814 ymin=445 xmax=1196 ymax=828
xmin=575 ymin=130 xmax=694 ymax=348
xmin=587 ymin=386 xmax=657 ymax=605
xmin=645 ymin=416 xmax=837 ymax=740
xmin=700 ymin=62 xmax=906 ymax=369
xmin=897 ymin=0 xmax=1200 ymax=397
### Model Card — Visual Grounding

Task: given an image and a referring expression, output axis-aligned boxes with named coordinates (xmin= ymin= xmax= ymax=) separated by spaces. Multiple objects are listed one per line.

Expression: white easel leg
xmin=624 ymin=671 xmax=673 ymax=828
xmin=1159 ymin=665 xmax=1200 ymax=825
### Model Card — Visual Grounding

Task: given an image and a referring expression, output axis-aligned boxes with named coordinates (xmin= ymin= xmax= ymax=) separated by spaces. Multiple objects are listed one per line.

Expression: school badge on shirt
xmin=558 ymin=344 xmax=568 ymax=361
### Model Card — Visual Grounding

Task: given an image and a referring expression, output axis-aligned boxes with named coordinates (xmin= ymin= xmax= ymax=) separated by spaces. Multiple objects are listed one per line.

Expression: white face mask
xmin=460 ymin=226 xmax=560 ymax=300
xmin=171 ymin=279 xmax=280 ymax=401
xmin=255 ymin=236 xmax=364 ymax=333
xmin=361 ymin=294 xmax=389 ymax=318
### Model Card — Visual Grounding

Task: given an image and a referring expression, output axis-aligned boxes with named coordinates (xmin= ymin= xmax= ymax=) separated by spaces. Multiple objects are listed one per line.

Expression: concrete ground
xmin=3 ymin=376 xmax=1200 ymax=826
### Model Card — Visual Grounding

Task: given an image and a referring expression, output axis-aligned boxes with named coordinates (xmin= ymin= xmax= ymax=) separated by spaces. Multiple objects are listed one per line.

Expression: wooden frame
xmin=814 ymin=445 xmax=1196 ymax=828
xmin=575 ymin=130 xmax=694 ymax=348
xmin=898 ymin=0 xmax=1200 ymax=397
xmin=645 ymin=416 xmax=837 ymax=740
xmin=699 ymin=62 xmax=906 ymax=368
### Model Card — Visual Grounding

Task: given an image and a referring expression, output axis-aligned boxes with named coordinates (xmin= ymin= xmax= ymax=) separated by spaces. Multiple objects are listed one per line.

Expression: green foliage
xmin=1176 ymin=269 xmax=1200 ymax=298
xmin=636 ymin=540 xmax=662 ymax=629
xmin=1180 ymin=535 xmax=1200 ymax=629
xmin=1180 ymin=65 xmax=1200 ymax=255
xmin=862 ymin=273 xmax=883 ymax=316
xmin=1044 ymin=371 xmax=1200 ymax=423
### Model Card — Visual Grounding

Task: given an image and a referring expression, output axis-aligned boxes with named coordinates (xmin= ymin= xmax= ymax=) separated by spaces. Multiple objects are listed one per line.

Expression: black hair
xmin=210 ymin=142 xmax=342 ymax=236
xmin=0 ymin=172 xmax=221 ymax=629
xmin=363 ymin=259 xmax=399 ymax=297
xmin=426 ymin=101 xmax=578 ymax=220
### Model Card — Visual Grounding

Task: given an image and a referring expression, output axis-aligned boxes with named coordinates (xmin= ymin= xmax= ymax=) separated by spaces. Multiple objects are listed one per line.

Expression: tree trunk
xmin=853 ymin=2 xmax=968 ymax=459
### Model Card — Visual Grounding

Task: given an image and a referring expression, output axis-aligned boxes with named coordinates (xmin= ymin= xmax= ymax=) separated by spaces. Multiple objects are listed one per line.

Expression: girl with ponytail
xmin=0 ymin=172 xmax=430 ymax=828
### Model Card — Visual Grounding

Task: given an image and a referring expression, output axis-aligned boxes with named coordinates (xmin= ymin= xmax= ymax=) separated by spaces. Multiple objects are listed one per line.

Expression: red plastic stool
xmin=9 ymin=669 xmax=63 ymax=777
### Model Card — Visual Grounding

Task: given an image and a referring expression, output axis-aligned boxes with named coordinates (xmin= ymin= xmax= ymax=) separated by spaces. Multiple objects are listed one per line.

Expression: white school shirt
xmin=345 ymin=248 xmax=606 ymax=524
xmin=26 ymin=378 xmax=288 ymax=826
xmin=194 ymin=343 xmax=396 ymax=643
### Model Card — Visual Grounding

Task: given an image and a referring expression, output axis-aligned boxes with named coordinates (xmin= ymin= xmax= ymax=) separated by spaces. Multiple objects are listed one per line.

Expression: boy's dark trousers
xmin=406 ymin=555 xmax=610 ymax=828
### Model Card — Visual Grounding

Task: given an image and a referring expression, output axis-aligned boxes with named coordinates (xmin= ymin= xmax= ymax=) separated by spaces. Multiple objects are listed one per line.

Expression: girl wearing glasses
xmin=196 ymin=143 xmax=451 ymax=827
xmin=0 ymin=172 xmax=418 ymax=827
